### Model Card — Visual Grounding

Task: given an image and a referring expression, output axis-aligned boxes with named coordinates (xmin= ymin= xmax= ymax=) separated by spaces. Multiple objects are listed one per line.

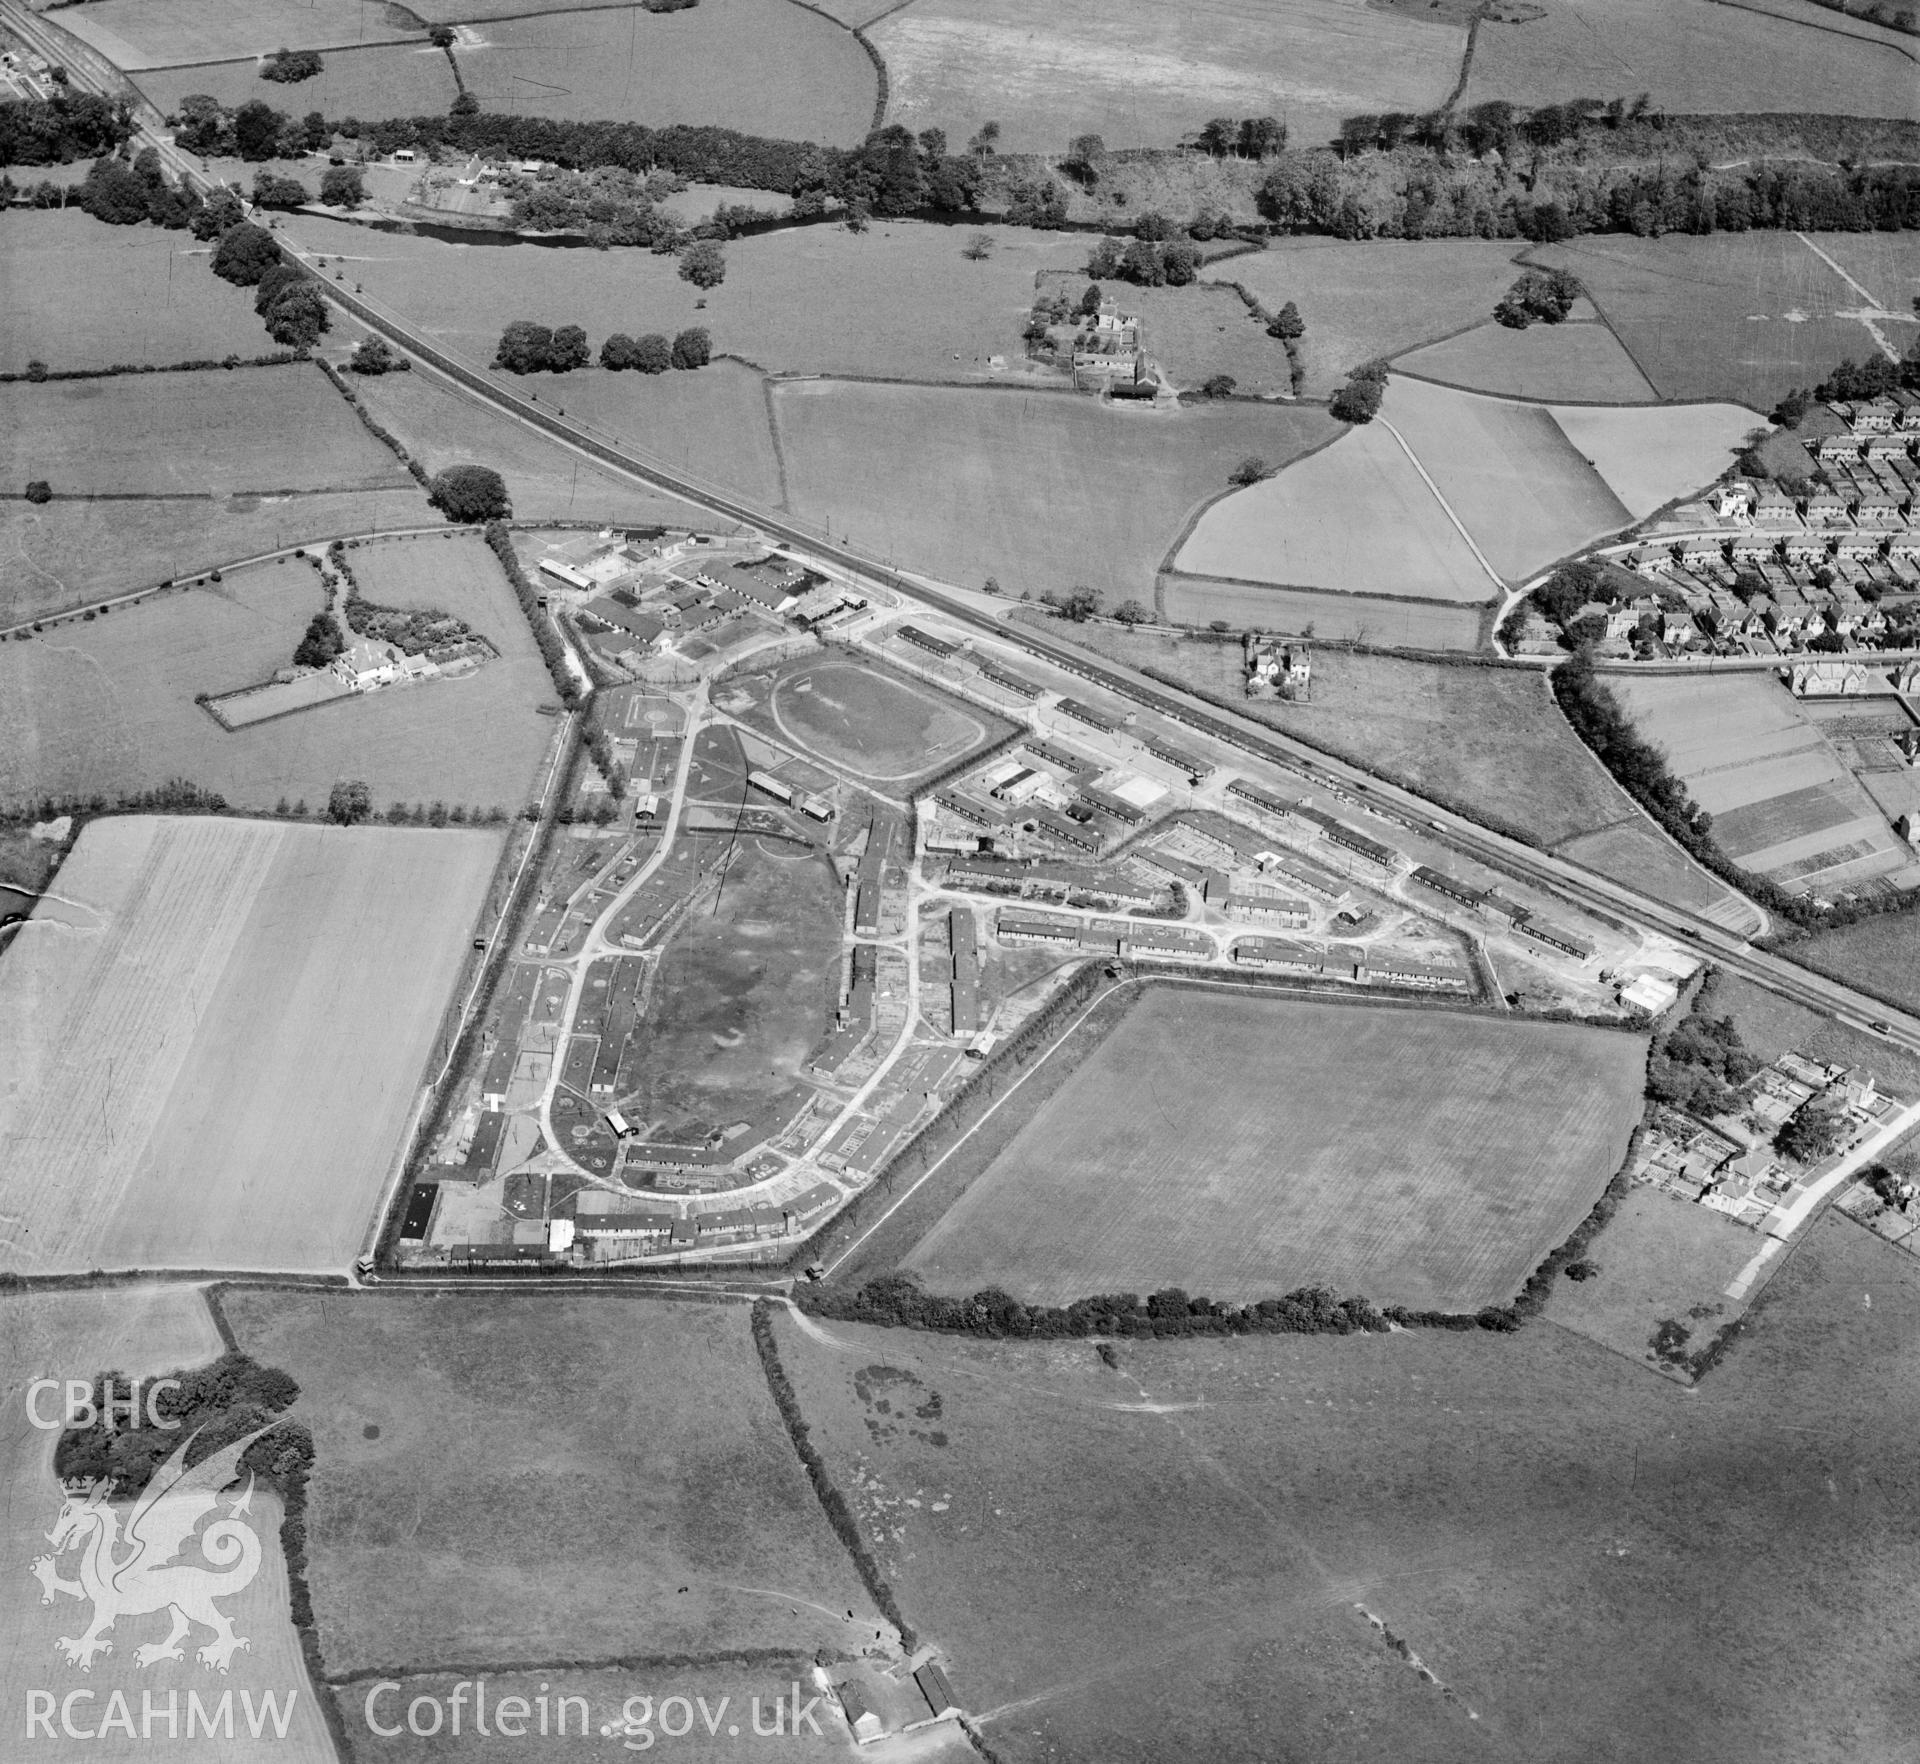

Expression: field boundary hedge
xmin=0 ymin=349 xmax=304 ymax=384
xmin=749 ymin=1299 xmax=917 ymax=1650
xmin=325 ymin=1646 xmax=809 ymax=1687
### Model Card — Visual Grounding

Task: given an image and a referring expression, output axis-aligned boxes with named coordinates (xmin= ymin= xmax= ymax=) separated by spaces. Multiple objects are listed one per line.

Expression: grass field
xmin=1785 ymin=913 xmax=1920 ymax=1017
xmin=1525 ymin=232 xmax=1908 ymax=410
xmin=1157 ymin=576 xmax=1486 ymax=648
xmin=460 ymin=0 xmax=876 ymax=145
xmin=219 ymin=1289 xmax=881 ymax=1674
xmin=1396 ymin=317 xmax=1658 ymax=404
xmin=1549 ymin=401 xmax=1758 ymax=519
xmin=0 ymin=1288 xmax=335 ymax=1762
xmin=771 ymin=380 xmax=1340 ymax=600
xmin=58 ymin=0 xmax=413 ymax=68
xmin=135 ymin=43 xmax=458 ymax=123
xmin=1206 ymin=238 xmax=1532 ymax=396
xmin=1383 ymin=377 xmax=1633 ymax=582
xmin=1040 ymin=625 xmax=1632 ymax=846
xmin=1464 ymin=0 xmax=1919 ymax=121
xmin=1 ymin=535 xmax=560 ymax=812
xmin=1553 ymin=817 xmax=1764 ymax=932
xmin=0 ymin=487 xmax=431 ymax=626
xmin=783 ymin=1210 xmax=1920 ymax=1763
xmin=902 ymin=986 xmax=1647 ymax=1311
xmin=1173 ymin=414 xmax=1497 ymax=601
xmin=1 ymin=363 xmax=411 ymax=498
xmin=0 ymin=816 xmax=498 ymax=1273
xmin=0 ymin=211 xmax=267 ymax=373
xmin=873 ymin=0 xmax=1464 ymax=155
xmin=765 ymin=653 xmax=1002 ymax=783
xmin=1715 ymin=970 xmax=1920 ymax=1096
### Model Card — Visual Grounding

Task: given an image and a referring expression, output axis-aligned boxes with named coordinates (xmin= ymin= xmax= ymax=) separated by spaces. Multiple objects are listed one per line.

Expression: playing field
xmin=0 ymin=362 xmax=408 ymax=499
xmin=768 ymin=654 xmax=998 ymax=783
xmin=772 ymin=380 xmax=1339 ymax=600
xmin=134 ymin=43 xmax=458 ymax=122
xmin=903 ymin=987 xmax=1647 ymax=1312
xmin=1173 ymin=414 xmax=1497 ymax=601
xmin=1396 ymin=315 xmax=1658 ymax=404
xmin=459 ymin=0 xmax=876 ymax=145
xmin=1549 ymin=401 xmax=1758 ymax=519
xmin=1464 ymin=0 xmax=1918 ymax=121
xmin=1206 ymin=237 xmax=1533 ymax=395
xmin=0 ymin=1289 xmax=334 ymax=1762
xmin=219 ymin=1288 xmax=881 ymax=1674
xmin=1525 ymin=232 xmax=1908 ymax=410
xmin=0 ymin=211 xmax=268 ymax=374
xmin=0 ymin=815 xmax=500 ymax=1273
xmin=57 ymin=0 xmax=412 ymax=68
xmin=873 ymin=0 xmax=1465 ymax=155
xmin=1 ymin=536 xmax=560 ymax=812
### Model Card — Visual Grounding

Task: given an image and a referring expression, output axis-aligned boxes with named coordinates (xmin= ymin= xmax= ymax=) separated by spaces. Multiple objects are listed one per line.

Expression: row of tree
xmin=494 ymin=319 xmax=710 ymax=373
xmin=484 ymin=521 xmax=580 ymax=707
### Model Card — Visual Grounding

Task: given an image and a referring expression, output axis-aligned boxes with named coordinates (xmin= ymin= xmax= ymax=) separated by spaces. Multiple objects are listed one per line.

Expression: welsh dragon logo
xmin=28 ymin=1426 xmax=278 ymax=1673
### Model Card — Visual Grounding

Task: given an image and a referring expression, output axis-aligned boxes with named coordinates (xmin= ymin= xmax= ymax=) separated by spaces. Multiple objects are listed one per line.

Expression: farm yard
xmin=134 ymin=43 xmax=458 ymax=125
xmin=55 ymin=0 xmax=415 ymax=67
xmin=783 ymin=1215 xmax=1920 ymax=1764
xmin=1076 ymin=279 xmax=1295 ymax=396
xmin=1462 ymin=0 xmax=1919 ymax=121
xmin=0 ymin=363 xmax=412 ymax=500
xmin=755 ymin=652 xmax=1007 ymax=785
xmin=900 ymin=986 xmax=1648 ymax=1312
xmin=0 ymin=535 xmax=560 ymax=812
xmin=0 ymin=816 xmax=500 ymax=1273
xmin=0 ymin=1288 xmax=335 ymax=1764
xmin=1172 ymin=414 xmax=1497 ymax=601
xmin=1524 ymin=232 xmax=1912 ymax=410
xmin=457 ymin=0 xmax=877 ymax=145
xmin=0 ymin=211 xmax=267 ymax=374
xmin=1548 ymin=401 xmax=1757 ymax=519
xmin=219 ymin=1289 xmax=882 ymax=1674
xmin=771 ymin=380 xmax=1340 ymax=601
xmin=1395 ymin=313 xmax=1658 ymax=404
xmin=872 ymin=0 xmax=1465 ymax=155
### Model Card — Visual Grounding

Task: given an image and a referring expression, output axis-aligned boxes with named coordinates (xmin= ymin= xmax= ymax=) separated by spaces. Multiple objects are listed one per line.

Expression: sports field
xmin=1 ymin=362 xmax=408 ymax=499
xmin=459 ymin=0 xmax=876 ymax=145
xmin=1550 ymin=401 xmax=1757 ymax=519
xmin=767 ymin=654 xmax=999 ymax=783
xmin=0 ymin=487 xmax=431 ymax=627
xmin=1 ymin=537 xmax=559 ymax=812
xmin=0 ymin=815 xmax=499 ymax=1273
xmin=0 ymin=1289 xmax=334 ymax=1762
xmin=1396 ymin=317 xmax=1657 ymax=404
xmin=1173 ymin=414 xmax=1497 ymax=601
xmin=772 ymin=380 xmax=1339 ymax=600
xmin=58 ymin=0 xmax=412 ymax=68
xmin=874 ymin=0 xmax=1464 ymax=155
xmin=0 ymin=211 xmax=267 ymax=373
xmin=135 ymin=43 xmax=458 ymax=122
xmin=220 ymin=1288 xmax=880 ymax=1673
xmin=1463 ymin=0 xmax=1918 ymax=121
xmin=903 ymin=987 xmax=1647 ymax=1311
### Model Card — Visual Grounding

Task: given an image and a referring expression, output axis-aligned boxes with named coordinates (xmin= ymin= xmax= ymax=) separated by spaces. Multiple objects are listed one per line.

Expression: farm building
xmin=834 ymin=1681 xmax=884 ymax=1745
xmin=915 ymin=1664 xmax=959 ymax=1722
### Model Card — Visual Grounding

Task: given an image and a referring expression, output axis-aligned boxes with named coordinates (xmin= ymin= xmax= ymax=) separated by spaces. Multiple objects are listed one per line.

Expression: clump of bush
xmin=1328 ymin=358 xmax=1387 ymax=423
xmin=429 ymin=464 xmax=511 ymax=523
xmin=292 ymin=609 xmax=345 ymax=668
xmin=1494 ymin=267 xmax=1582 ymax=328
xmin=260 ymin=48 xmax=323 ymax=83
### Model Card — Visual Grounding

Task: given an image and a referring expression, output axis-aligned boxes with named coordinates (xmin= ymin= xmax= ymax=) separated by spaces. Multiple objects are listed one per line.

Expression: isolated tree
xmin=1078 ymin=281 xmax=1103 ymax=317
xmin=1229 ymin=456 xmax=1270 ymax=486
xmin=319 ymin=164 xmax=365 ymax=206
xmin=1329 ymin=373 xmax=1384 ymax=423
xmin=1266 ymin=299 xmax=1305 ymax=340
xmin=1043 ymin=585 xmax=1101 ymax=621
xmin=678 ymin=239 xmax=726 ymax=288
xmin=1113 ymin=599 xmax=1152 ymax=625
xmin=1201 ymin=374 xmax=1237 ymax=398
xmin=250 ymin=170 xmax=309 ymax=210
xmin=1776 ymin=1099 xmax=1848 ymax=1164
xmin=632 ymin=332 xmax=673 ymax=373
xmin=348 ymin=335 xmax=405 ymax=374
xmin=962 ymin=232 xmax=993 ymax=260
xmin=429 ymin=22 xmax=456 ymax=46
xmin=670 ymin=326 xmax=711 ymax=369
xmin=210 ymin=221 xmax=281 ymax=285
xmin=24 ymin=480 xmax=52 ymax=504
xmin=428 ymin=464 xmax=510 ymax=523
xmin=327 ymin=780 xmax=372 ymax=825
xmin=263 ymin=284 xmax=329 ymax=347
xmin=298 ymin=109 xmax=330 ymax=153
xmin=24 ymin=360 xmax=48 ymax=382
xmin=231 ymin=98 xmax=287 ymax=161
xmin=1064 ymin=132 xmax=1106 ymax=184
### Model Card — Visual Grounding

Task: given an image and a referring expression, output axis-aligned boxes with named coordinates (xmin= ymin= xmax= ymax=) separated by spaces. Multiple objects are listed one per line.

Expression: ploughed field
xmin=903 ymin=986 xmax=1648 ymax=1313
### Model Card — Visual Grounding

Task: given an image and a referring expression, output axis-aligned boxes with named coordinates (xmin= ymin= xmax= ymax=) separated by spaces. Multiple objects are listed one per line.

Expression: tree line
xmin=0 ymin=91 xmax=129 ymax=166
xmin=494 ymin=319 xmax=711 ymax=373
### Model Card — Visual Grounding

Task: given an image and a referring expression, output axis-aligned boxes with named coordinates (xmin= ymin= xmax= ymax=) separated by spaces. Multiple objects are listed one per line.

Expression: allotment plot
xmin=0 ymin=815 xmax=500 ymax=1274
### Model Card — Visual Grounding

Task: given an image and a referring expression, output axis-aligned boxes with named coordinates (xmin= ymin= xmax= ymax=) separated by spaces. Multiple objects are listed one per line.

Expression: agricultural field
xmin=1173 ymin=414 xmax=1497 ymax=602
xmin=55 ymin=0 xmax=415 ymax=69
xmin=1039 ymin=624 xmax=1632 ymax=847
xmin=0 ymin=486 xmax=431 ymax=627
xmin=0 ymin=211 xmax=267 ymax=374
xmin=1785 ymin=912 xmax=1920 ymax=1017
xmin=219 ymin=1288 xmax=881 ymax=1674
xmin=770 ymin=379 xmax=1340 ymax=600
xmin=1206 ymin=238 xmax=1532 ymax=396
xmin=1157 ymin=576 xmax=1486 ymax=649
xmin=782 ymin=1211 xmax=1920 ymax=1763
xmin=0 ymin=815 xmax=500 ymax=1273
xmin=1395 ymin=315 xmax=1658 ymax=404
xmin=135 ymin=43 xmax=458 ymax=124
xmin=458 ymin=0 xmax=877 ymax=146
xmin=0 ymin=535 xmax=560 ymax=812
xmin=1554 ymin=817 xmax=1767 ymax=935
xmin=1382 ymin=377 xmax=1634 ymax=582
xmin=1463 ymin=0 xmax=1919 ymax=121
xmin=0 ymin=362 xmax=411 ymax=499
xmin=0 ymin=1288 xmax=335 ymax=1763
xmin=1524 ymin=232 xmax=1908 ymax=410
xmin=902 ymin=986 xmax=1648 ymax=1312
xmin=753 ymin=652 xmax=1007 ymax=785
xmin=1549 ymin=400 xmax=1758 ymax=519
xmin=872 ymin=0 xmax=1465 ymax=156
